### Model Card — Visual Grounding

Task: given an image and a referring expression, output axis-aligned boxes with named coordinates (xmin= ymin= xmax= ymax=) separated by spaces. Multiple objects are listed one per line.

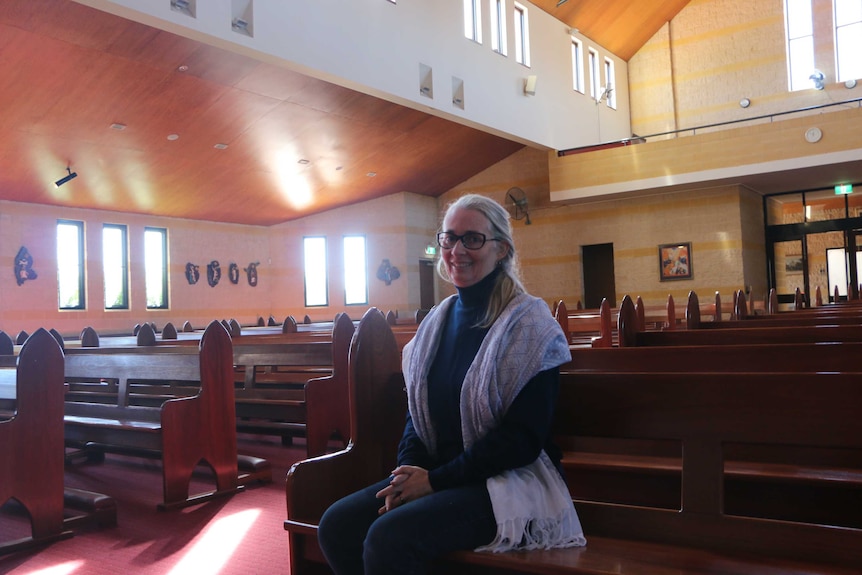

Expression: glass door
xmin=774 ymin=239 xmax=805 ymax=307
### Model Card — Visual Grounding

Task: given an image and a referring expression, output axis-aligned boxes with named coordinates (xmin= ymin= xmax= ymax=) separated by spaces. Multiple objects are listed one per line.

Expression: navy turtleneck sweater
xmin=397 ymin=269 xmax=563 ymax=492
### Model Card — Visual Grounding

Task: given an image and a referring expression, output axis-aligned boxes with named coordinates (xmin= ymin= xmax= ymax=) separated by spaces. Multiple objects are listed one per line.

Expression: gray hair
xmin=436 ymin=194 xmax=526 ymax=327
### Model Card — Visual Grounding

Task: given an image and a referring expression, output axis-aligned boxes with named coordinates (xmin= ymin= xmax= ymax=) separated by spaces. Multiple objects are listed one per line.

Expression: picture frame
xmin=658 ymin=242 xmax=693 ymax=281
xmin=785 ymin=255 xmax=803 ymax=273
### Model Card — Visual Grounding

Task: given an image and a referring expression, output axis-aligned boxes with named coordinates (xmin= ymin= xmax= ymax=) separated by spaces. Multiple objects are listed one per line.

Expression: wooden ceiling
xmin=533 ymin=0 xmax=692 ymax=61
xmin=0 ymin=0 xmax=689 ymax=226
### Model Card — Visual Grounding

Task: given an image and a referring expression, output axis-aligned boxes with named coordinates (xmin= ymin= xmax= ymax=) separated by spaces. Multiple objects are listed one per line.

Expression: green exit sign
xmin=835 ymin=184 xmax=853 ymax=195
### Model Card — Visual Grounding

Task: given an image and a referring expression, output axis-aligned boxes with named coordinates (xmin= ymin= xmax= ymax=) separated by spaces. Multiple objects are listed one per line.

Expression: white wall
xmin=74 ymin=0 xmax=630 ymax=150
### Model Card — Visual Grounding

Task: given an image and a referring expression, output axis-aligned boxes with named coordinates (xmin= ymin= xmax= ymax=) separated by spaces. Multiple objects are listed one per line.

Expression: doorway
xmin=582 ymin=243 xmax=616 ymax=309
xmin=769 ymin=229 xmax=861 ymax=306
xmin=419 ymin=259 xmax=435 ymax=310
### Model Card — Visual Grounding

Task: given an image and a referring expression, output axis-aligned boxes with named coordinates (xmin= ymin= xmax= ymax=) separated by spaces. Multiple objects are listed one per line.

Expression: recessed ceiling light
xmin=214 ymin=143 xmax=228 ymax=150
xmin=110 ymin=123 xmax=126 ymax=131
xmin=335 ymin=166 xmax=343 ymax=171
xmin=167 ymin=134 xmax=179 ymax=141
xmin=298 ymin=159 xmax=310 ymax=165
xmin=177 ymin=65 xmax=189 ymax=72
xmin=366 ymin=172 xmax=377 ymax=177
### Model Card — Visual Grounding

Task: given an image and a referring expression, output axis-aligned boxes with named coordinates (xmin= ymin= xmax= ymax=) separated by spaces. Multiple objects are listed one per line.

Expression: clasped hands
xmin=376 ymin=465 xmax=432 ymax=515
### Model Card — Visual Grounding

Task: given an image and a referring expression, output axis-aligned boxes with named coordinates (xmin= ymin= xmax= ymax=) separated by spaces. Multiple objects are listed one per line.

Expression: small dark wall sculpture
xmin=228 ymin=263 xmax=240 ymax=284
xmin=14 ymin=246 xmax=37 ymax=286
xmin=376 ymin=259 xmax=400 ymax=286
xmin=185 ymin=262 xmax=200 ymax=285
xmin=244 ymin=261 xmax=259 ymax=287
xmin=207 ymin=260 xmax=221 ymax=287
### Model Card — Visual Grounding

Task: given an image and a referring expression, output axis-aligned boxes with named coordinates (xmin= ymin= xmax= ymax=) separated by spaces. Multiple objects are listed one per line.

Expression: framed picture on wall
xmin=785 ymin=255 xmax=803 ymax=273
xmin=658 ymin=242 xmax=693 ymax=281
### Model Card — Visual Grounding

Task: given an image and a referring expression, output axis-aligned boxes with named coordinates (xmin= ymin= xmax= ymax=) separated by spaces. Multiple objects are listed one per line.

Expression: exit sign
xmin=835 ymin=184 xmax=853 ymax=195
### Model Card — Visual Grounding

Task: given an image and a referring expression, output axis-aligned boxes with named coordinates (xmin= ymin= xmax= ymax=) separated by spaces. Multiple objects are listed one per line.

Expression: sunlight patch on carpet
xmin=25 ymin=560 xmax=85 ymax=575
xmin=167 ymin=508 xmax=261 ymax=575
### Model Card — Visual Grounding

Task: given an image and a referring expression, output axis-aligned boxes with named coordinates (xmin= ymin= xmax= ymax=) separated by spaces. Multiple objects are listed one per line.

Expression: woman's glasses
xmin=436 ymin=232 xmax=501 ymax=250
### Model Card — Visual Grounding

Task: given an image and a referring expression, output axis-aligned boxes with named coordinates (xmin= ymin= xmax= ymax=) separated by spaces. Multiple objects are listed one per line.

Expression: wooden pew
xmin=567 ymin=341 xmax=862 ymax=373
xmin=556 ymin=293 xmax=723 ymax=347
xmin=232 ymin=312 xmax=355 ymax=456
xmin=62 ymin=320 xmax=264 ymax=510
xmin=1 ymin=329 xmax=117 ymax=554
xmin=63 ymin=315 xmax=360 ymax=456
xmin=438 ymin=371 xmax=862 ymax=574
xmin=689 ymin=290 xmax=862 ymax=329
xmin=1 ymin=329 xmax=70 ymax=553
xmin=283 ymin=319 xmax=862 ymax=574
xmin=617 ymin=293 xmax=862 ymax=347
xmin=284 ymin=308 xmax=406 ymax=575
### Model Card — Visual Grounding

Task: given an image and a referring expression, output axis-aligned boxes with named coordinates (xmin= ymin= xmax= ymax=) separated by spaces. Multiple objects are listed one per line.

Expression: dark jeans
xmin=317 ymin=477 xmax=497 ymax=575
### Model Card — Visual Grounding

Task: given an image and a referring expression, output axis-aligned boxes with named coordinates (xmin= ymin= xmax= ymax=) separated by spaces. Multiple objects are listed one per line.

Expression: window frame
xmin=57 ymin=219 xmax=86 ymax=311
xmin=834 ymin=0 xmax=862 ymax=82
xmin=490 ymin=0 xmax=507 ymax=55
xmin=144 ymin=227 xmax=169 ymax=310
xmin=464 ymin=0 xmax=482 ymax=43
xmin=603 ymin=57 xmax=617 ymax=108
xmin=785 ymin=0 xmax=816 ymax=91
xmin=571 ymin=36 xmax=585 ymax=93
xmin=304 ymin=236 xmax=329 ymax=307
xmin=513 ymin=2 xmax=530 ymax=66
xmin=588 ymin=48 xmax=600 ymax=100
xmin=103 ymin=223 xmax=129 ymax=310
xmin=343 ymin=235 xmax=368 ymax=306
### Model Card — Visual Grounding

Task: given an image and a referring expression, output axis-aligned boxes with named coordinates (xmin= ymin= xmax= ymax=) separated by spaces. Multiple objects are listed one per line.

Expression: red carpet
xmin=1 ymin=434 xmax=311 ymax=574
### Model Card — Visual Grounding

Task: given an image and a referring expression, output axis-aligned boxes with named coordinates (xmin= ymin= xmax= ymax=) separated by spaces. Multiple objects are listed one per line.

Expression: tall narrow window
xmin=57 ymin=220 xmax=85 ymax=310
xmin=103 ymin=224 xmax=128 ymax=309
xmin=571 ymin=37 xmax=584 ymax=93
xmin=785 ymin=0 xmax=815 ymax=90
xmin=144 ymin=227 xmax=168 ymax=309
xmin=835 ymin=0 xmax=862 ymax=82
xmin=463 ymin=0 xmax=482 ymax=43
xmin=603 ymin=57 xmax=617 ymax=108
xmin=304 ymin=236 xmax=328 ymax=307
xmin=343 ymin=235 xmax=368 ymax=305
xmin=588 ymin=48 xmax=600 ymax=100
xmin=490 ymin=0 xmax=507 ymax=55
xmin=513 ymin=2 xmax=530 ymax=66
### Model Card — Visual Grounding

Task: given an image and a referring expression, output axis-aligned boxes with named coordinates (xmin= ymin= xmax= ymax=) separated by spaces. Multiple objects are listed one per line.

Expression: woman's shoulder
xmin=510 ymin=293 xmax=554 ymax=316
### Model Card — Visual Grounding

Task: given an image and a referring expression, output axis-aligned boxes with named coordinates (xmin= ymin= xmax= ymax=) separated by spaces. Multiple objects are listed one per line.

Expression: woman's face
xmin=440 ymin=207 xmax=509 ymax=288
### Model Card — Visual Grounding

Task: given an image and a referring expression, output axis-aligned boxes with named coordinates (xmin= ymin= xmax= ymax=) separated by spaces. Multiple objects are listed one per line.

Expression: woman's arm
xmin=396 ymin=411 xmax=434 ymax=469
xmin=427 ymin=367 xmax=559 ymax=491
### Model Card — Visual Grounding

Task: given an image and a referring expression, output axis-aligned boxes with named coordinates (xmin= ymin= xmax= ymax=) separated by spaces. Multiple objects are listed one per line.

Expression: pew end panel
xmin=303 ymin=313 xmax=355 ymax=457
xmin=0 ymin=329 xmax=73 ymax=555
xmin=63 ymin=321 xmax=249 ymax=510
xmin=285 ymin=307 xmax=406 ymax=575
xmin=159 ymin=320 xmax=239 ymax=509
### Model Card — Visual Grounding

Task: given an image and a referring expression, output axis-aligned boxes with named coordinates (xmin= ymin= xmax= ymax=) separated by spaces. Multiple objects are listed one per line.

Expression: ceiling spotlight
xmin=556 ymin=0 xmax=569 ymax=6
xmin=55 ymin=166 xmax=77 ymax=188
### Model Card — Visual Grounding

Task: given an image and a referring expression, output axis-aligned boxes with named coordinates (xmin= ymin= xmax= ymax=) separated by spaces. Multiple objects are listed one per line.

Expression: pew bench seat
xmin=62 ymin=321 xmax=255 ymax=510
xmin=439 ymin=534 xmax=862 ymax=575
xmin=230 ymin=314 xmax=355 ymax=456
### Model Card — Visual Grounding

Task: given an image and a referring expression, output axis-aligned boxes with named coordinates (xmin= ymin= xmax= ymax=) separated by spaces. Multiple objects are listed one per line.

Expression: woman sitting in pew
xmin=318 ymin=194 xmax=585 ymax=574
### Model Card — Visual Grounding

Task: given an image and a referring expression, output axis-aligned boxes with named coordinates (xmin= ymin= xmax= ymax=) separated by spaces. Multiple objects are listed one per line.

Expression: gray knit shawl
xmin=401 ymin=292 xmax=586 ymax=552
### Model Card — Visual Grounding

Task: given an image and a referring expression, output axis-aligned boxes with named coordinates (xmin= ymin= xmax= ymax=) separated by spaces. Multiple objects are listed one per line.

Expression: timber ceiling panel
xmin=0 ymin=0 xmax=695 ymax=226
